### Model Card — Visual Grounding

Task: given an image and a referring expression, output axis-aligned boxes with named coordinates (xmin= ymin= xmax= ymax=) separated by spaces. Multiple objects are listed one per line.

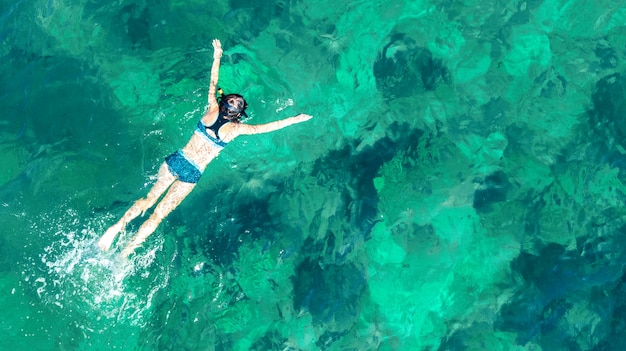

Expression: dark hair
xmin=218 ymin=93 xmax=248 ymax=120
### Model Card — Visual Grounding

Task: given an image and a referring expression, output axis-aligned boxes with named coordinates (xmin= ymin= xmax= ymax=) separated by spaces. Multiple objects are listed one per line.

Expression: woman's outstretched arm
xmin=235 ymin=114 xmax=313 ymax=136
xmin=207 ymin=39 xmax=223 ymax=108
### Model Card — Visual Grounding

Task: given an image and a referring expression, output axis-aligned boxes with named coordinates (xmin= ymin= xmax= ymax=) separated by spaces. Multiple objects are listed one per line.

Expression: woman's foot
xmin=98 ymin=222 xmax=124 ymax=251
xmin=120 ymin=239 xmax=142 ymax=258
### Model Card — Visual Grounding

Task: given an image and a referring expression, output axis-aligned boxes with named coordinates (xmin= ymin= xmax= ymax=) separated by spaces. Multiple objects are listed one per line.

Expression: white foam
xmin=32 ymin=210 xmax=169 ymax=326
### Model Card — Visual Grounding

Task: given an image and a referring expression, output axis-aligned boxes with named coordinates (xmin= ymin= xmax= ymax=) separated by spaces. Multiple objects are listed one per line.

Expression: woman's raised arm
xmin=207 ymin=39 xmax=223 ymax=108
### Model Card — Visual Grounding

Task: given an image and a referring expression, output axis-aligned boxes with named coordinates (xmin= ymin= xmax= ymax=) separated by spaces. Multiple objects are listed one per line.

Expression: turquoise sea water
xmin=2 ymin=0 xmax=626 ymax=349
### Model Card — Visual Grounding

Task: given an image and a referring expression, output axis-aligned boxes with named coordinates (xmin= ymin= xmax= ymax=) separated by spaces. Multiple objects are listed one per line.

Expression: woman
xmin=98 ymin=39 xmax=312 ymax=257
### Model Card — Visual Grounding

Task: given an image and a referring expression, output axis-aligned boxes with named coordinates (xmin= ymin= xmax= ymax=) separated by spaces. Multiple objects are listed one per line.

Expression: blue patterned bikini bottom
xmin=164 ymin=150 xmax=202 ymax=184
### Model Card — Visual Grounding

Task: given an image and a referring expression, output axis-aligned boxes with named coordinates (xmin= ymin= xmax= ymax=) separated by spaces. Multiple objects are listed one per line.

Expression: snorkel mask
xmin=217 ymin=88 xmax=248 ymax=120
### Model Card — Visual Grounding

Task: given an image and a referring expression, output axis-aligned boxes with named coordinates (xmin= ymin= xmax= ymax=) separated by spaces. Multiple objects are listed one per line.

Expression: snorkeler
xmin=98 ymin=39 xmax=312 ymax=257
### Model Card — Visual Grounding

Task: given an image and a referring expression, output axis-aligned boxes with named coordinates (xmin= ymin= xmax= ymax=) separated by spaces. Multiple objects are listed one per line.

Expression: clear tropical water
xmin=2 ymin=0 xmax=626 ymax=349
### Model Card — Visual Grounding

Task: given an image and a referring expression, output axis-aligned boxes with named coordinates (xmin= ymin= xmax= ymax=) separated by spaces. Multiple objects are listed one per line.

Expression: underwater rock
xmin=595 ymin=43 xmax=618 ymax=69
xmin=591 ymin=73 xmax=626 ymax=145
xmin=292 ymin=258 xmax=365 ymax=331
xmin=473 ymin=170 xmax=511 ymax=212
xmin=198 ymin=196 xmax=277 ymax=267
xmin=116 ymin=4 xmax=152 ymax=49
xmin=496 ymin=244 xmax=576 ymax=344
xmin=224 ymin=1 xmax=292 ymax=42
xmin=374 ymin=33 xmax=450 ymax=99
xmin=496 ymin=225 xmax=626 ymax=347
xmin=307 ymin=123 xmax=425 ymax=263
xmin=580 ymin=72 xmax=626 ymax=182
xmin=249 ymin=330 xmax=286 ymax=351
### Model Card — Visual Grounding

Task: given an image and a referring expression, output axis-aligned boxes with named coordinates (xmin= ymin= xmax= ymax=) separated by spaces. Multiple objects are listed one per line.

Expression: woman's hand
xmin=212 ymin=39 xmax=223 ymax=59
xmin=293 ymin=113 xmax=313 ymax=123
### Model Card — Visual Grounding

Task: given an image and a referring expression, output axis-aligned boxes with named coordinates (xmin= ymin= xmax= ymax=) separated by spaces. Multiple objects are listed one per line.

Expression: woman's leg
xmin=98 ymin=163 xmax=176 ymax=251
xmin=120 ymin=180 xmax=196 ymax=257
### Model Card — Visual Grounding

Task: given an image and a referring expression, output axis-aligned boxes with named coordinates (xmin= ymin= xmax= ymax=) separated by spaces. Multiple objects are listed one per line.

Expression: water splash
xmin=32 ymin=209 xmax=168 ymax=328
